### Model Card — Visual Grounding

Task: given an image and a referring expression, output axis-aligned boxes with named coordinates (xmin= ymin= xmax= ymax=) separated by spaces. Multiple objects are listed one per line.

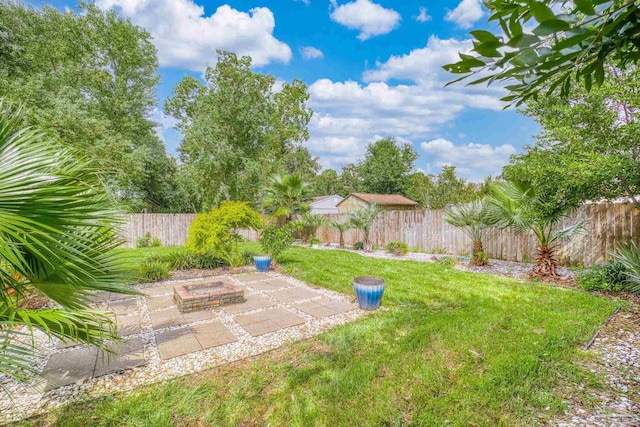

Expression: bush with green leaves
xmin=137 ymin=260 xmax=170 ymax=283
xmin=437 ymin=257 xmax=459 ymax=268
xmin=611 ymin=242 xmax=640 ymax=294
xmin=386 ymin=241 xmax=409 ymax=256
xmin=577 ymin=262 xmax=628 ymax=293
xmin=310 ymin=237 xmax=322 ymax=246
xmin=353 ymin=241 xmax=364 ymax=250
xmin=260 ymin=224 xmax=294 ymax=262
xmin=187 ymin=201 xmax=262 ymax=266
xmin=145 ymin=248 xmax=227 ymax=271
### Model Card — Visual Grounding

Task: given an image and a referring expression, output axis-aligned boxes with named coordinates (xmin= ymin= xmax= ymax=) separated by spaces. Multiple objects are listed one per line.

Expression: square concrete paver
xmin=270 ymin=287 xmax=320 ymax=304
xmin=294 ymin=297 xmax=355 ymax=319
xmin=107 ymin=299 xmax=138 ymax=316
xmin=116 ymin=313 xmax=142 ymax=336
xmin=41 ymin=347 xmax=98 ymax=391
xmin=182 ymin=309 xmax=216 ymax=323
xmin=223 ymin=294 xmax=275 ymax=314
xmin=233 ymin=273 xmax=269 ymax=283
xmin=149 ymin=307 xmax=184 ymax=330
xmin=192 ymin=322 xmax=237 ymax=349
xmin=144 ymin=284 xmax=174 ymax=297
xmin=94 ymin=339 xmax=146 ymax=377
xmin=107 ymin=292 xmax=136 ymax=302
xmin=155 ymin=327 xmax=201 ymax=359
xmin=250 ymin=279 xmax=291 ymax=291
xmin=146 ymin=294 xmax=175 ymax=310
xmin=235 ymin=308 xmax=304 ymax=337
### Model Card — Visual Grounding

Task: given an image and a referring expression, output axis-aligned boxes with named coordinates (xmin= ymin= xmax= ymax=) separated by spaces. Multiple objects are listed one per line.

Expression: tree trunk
xmin=339 ymin=231 xmax=345 ymax=249
xmin=532 ymin=244 xmax=558 ymax=277
xmin=472 ymin=239 xmax=487 ymax=266
xmin=364 ymin=233 xmax=372 ymax=252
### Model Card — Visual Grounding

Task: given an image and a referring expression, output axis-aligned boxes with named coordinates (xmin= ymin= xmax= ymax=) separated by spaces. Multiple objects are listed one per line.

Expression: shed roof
xmin=337 ymin=193 xmax=419 ymax=207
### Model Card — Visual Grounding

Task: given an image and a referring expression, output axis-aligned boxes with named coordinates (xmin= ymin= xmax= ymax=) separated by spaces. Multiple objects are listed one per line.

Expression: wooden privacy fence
xmin=119 ymin=203 xmax=640 ymax=266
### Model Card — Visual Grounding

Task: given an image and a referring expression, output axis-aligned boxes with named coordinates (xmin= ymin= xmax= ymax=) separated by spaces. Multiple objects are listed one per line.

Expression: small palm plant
xmin=263 ymin=174 xmax=312 ymax=224
xmin=329 ymin=219 xmax=351 ymax=248
xmin=444 ymin=198 xmax=493 ymax=266
xmin=0 ymin=101 xmax=133 ymax=386
xmin=348 ymin=204 xmax=380 ymax=252
xmin=293 ymin=213 xmax=326 ymax=244
xmin=486 ymin=181 xmax=584 ymax=277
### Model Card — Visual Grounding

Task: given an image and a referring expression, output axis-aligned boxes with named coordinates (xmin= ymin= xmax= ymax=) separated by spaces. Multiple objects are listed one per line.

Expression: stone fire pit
xmin=173 ymin=280 xmax=244 ymax=313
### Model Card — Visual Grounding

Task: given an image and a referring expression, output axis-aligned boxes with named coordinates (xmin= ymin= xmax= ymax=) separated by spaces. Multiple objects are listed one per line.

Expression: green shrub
xmin=150 ymin=237 xmax=162 ymax=247
xmin=136 ymin=232 xmax=153 ymax=248
xmin=476 ymin=251 xmax=489 ymax=265
xmin=242 ymin=250 xmax=257 ymax=266
xmin=310 ymin=237 xmax=322 ymax=246
xmin=187 ymin=201 xmax=262 ymax=266
xmin=353 ymin=241 xmax=364 ymax=250
xmin=386 ymin=241 xmax=409 ymax=256
xmin=611 ymin=242 xmax=640 ymax=294
xmin=437 ymin=257 xmax=458 ymax=268
xmin=137 ymin=259 xmax=170 ymax=282
xmin=577 ymin=262 xmax=629 ymax=293
xmin=146 ymin=248 xmax=226 ymax=270
xmin=260 ymin=225 xmax=294 ymax=262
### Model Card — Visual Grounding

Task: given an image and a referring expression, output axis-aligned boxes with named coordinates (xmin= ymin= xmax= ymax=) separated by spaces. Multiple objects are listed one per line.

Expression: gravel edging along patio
xmin=0 ymin=271 xmax=366 ymax=425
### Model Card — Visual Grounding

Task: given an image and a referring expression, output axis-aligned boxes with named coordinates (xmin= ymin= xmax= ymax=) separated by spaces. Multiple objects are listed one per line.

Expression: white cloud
xmin=415 ymin=6 xmax=431 ymax=23
xmin=420 ymin=138 xmax=516 ymax=180
xmin=301 ymin=46 xmax=324 ymax=60
xmin=445 ymin=0 xmax=484 ymax=29
xmin=303 ymin=36 xmax=511 ymax=175
xmin=96 ymin=0 xmax=291 ymax=71
xmin=330 ymin=0 xmax=401 ymax=40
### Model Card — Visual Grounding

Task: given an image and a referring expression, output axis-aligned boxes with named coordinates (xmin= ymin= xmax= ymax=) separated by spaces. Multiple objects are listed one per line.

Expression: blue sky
xmin=42 ymin=0 xmax=540 ymax=181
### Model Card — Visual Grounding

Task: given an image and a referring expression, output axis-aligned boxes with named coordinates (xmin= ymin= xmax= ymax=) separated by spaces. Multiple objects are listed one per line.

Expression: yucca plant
xmin=292 ymin=213 xmax=326 ymax=244
xmin=445 ymin=198 xmax=493 ymax=266
xmin=611 ymin=242 xmax=640 ymax=294
xmin=348 ymin=204 xmax=380 ymax=252
xmin=485 ymin=181 xmax=584 ymax=277
xmin=0 ymin=101 xmax=133 ymax=387
xmin=329 ymin=219 xmax=351 ymax=248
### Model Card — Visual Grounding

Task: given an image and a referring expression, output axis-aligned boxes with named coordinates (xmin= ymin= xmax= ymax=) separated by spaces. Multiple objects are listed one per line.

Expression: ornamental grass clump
xmin=444 ymin=198 xmax=493 ymax=266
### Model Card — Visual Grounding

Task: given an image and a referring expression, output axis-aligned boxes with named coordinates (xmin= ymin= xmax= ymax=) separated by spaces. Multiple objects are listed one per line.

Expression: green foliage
xmin=165 ymin=51 xmax=314 ymax=210
xmin=577 ymin=262 xmax=629 ymax=293
xmin=0 ymin=2 xmax=178 ymax=212
xmin=386 ymin=241 xmax=409 ymax=256
xmin=145 ymin=248 xmax=227 ymax=271
xmin=504 ymin=67 xmax=640 ymax=208
xmin=407 ymin=166 xmax=478 ymax=209
xmin=293 ymin=212 xmax=326 ymax=244
xmin=0 ymin=101 xmax=133 ymax=385
xmin=311 ymin=169 xmax=346 ymax=197
xmin=611 ymin=242 xmax=640 ymax=294
xmin=436 ymin=257 xmax=459 ymax=268
xmin=348 ymin=204 xmax=380 ymax=252
xmin=353 ymin=241 xmax=364 ymax=250
xmin=444 ymin=0 xmax=640 ymax=106
xmin=264 ymin=174 xmax=312 ymax=222
xmin=329 ymin=219 xmax=351 ymax=248
xmin=445 ymin=198 xmax=493 ymax=265
xmin=260 ymin=225 xmax=294 ymax=261
xmin=310 ymin=237 xmax=323 ymax=246
xmin=355 ymin=137 xmax=418 ymax=195
xmin=137 ymin=233 xmax=162 ymax=248
xmin=486 ymin=181 xmax=585 ymax=276
xmin=137 ymin=260 xmax=170 ymax=283
xmin=187 ymin=201 xmax=262 ymax=266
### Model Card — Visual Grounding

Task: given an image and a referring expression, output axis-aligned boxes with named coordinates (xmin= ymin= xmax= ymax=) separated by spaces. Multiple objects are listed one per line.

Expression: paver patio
xmin=28 ymin=271 xmax=362 ymax=401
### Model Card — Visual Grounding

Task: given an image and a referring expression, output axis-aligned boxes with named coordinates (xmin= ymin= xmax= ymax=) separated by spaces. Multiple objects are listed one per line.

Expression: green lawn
xmin=32 ymin=246 xmax=617 ymax=426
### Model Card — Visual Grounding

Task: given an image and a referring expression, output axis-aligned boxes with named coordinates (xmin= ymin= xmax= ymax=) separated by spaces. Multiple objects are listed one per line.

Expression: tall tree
xmin=504 ymin=66 xmax=640 ymax=208
xmin=355 ymin=137 xmax=418 ymax=195
xmin=0 ymin=2 xmax=173 ymax=211
xmin=165 ymin=51 xmax=313 ymax=210
xmin=408 ymin=167 xmax=478 ymax=209
xmin=444 ymin=0 xmax=640 ymax=105
xmin=312 ymin=169 xmax=346 ymax=196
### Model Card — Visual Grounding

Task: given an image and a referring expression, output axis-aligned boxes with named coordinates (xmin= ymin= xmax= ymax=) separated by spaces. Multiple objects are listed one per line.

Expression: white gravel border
xmin=0 ymin=272 xmax=366 ymax=425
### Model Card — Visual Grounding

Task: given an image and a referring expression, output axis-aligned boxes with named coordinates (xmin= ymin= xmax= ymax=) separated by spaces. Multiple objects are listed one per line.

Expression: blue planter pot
xmin=253 ymin=255 xmax=272 ymax=272
xmin=353 ymin=276 xmax=385 ymax=310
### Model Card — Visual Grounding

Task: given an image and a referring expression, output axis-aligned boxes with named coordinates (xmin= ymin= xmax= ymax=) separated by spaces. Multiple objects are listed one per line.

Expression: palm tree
xmin=263 ymin=174 xmax=312 ymax=224
xmin=0 ymin=102 xmax=133 ymax=385
xmin=485 ymin=181 xmax=584 ymax=277
xmin=299 ymin=213 xmax=327 ymax=244
xmin=445 ymin=198 xmax=493 ymax=266
xmin=348 ymin=204 xmax=380 ymax=252
xmin=329 ymin=219 xmax=351 ymax=248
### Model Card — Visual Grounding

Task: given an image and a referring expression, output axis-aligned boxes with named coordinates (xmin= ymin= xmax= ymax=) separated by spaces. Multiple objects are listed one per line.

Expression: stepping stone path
xmin=1 ymin=271 xmax=365 ymax=424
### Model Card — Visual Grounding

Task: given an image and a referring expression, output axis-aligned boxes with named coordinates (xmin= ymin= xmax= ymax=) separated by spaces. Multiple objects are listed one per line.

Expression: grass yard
xmin=32 ymin=246 xmax=617 ymax=426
